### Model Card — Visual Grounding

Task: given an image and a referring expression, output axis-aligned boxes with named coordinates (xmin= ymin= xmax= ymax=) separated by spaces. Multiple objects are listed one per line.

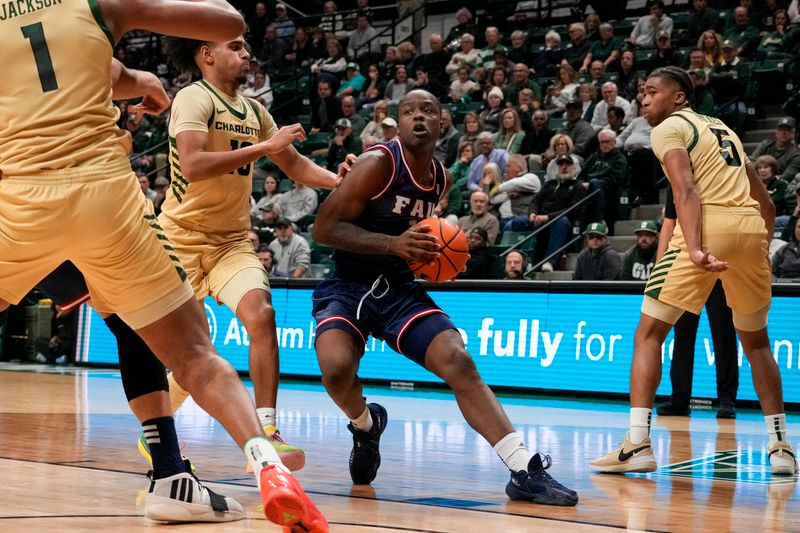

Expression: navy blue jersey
xmin=333 ymin=139 xmax=448 ymax=282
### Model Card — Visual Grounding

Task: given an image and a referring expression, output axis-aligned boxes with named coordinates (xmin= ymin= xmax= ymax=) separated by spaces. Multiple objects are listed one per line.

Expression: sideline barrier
xmin=75 ymin=280 xmax=800 ymax=403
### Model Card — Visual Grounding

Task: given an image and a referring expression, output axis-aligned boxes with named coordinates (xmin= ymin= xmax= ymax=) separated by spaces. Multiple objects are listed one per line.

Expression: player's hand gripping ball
xmin=408 ymin=217 xmax=469 ymax=282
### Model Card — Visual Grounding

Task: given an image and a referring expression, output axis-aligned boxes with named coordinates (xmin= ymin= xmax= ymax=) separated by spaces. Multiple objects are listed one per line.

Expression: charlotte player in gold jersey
xmin=152 ymin=35 xmax=351 ymax=472
xmin=592 ymin=67 xmax=796 ymax=476
xmin=0 ymin=0 xmax=327 ymax=530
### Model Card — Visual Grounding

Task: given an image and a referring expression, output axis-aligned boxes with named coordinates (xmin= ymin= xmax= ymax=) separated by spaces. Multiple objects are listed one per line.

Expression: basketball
xmin=408 ymin=217 xmax=469 ymax=282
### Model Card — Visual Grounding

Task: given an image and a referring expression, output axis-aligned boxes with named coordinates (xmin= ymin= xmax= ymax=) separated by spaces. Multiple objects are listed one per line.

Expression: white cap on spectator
xmin=381 ymin=117 xmax=398 ymax=127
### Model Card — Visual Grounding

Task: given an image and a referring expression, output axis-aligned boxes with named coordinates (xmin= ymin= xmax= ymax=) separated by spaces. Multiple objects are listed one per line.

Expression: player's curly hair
xmin=648 ymin=66 xmax=695 ymax=108
xmin=165 ymin=37 xmax=207 ymax=75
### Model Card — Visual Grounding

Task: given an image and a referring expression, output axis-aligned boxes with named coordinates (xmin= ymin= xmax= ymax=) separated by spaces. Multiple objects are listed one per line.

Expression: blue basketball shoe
xmin=506 ymin=453 xmax=579 ymax=506
xmin=347 ymin=403 xmax=388 ymax=485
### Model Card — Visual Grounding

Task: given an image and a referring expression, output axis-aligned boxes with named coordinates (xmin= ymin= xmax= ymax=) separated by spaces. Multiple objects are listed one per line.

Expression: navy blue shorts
xmin=312 ymin=277 xmax=457 ymax=367
xmin=37 ymin=261 xmax=90 ymax=312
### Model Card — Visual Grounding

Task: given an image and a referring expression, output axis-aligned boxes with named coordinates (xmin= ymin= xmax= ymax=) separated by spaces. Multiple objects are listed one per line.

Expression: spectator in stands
xmin=384 ymin=65 xmax=415 ymax=104
xmin=258 ymin=247 xmax=288 ymax=278
xmin=581 ymin=129 xmax=629 ymax=223
xmin=584 ymin=13 xmax=601 ymax=41
xmin=276 ymin=181 xmax=319 ymax=227
xmin=619 ymin=220 xmax=659 ymax=280
xmin=617 ymin=111 xmax=658 ymax=204
xmin=688 ymin=48 xmax=711 ymax=77
xmin=445 ymin=33 xmax=479 ymax=81
xmin=480 ymin=87 xmax=505 ymax=132
xmin=247 ymin=2 xmax=269 ymax=57
xmin=362 ymin=135 xmax=379 ymax=151
xmin=615 ymin=49 xmax=639 ymax=102
xmin=459 ymin=227 xmax=492 ymax=280
xmin=577 ymin=83 xmax=598 ymax=122
xmin=724 ymin=6 xmax=760 ymax=58
xmin=273 ymin=4 xmax=295 ymax=43
xmin=688 ymin=0 xmax=723 ymax=40
xmin=359 ymin=64 xmax=385 ymax=108
xmin=240 ymin=71 xmax=273 ymax=109
xmin=697 ymin=30 xmax=723 ymax=67
xmin=261 ymin=25 xmax=287 ymax=69
xmin=320 ymin=0 xmax=346 ymax=40
xmin=327 ymin=118 xmax=362 ymax=173
xmin=773 ymin=218 xmax=800 ymax=279
xmin=360 ymin=99 xmax=388 ymax=140
xmin=459 ymin=111 xmax=483 ymax=152
xmin=138 ymin=172 xmax=155 ymax=202
xmin=310 ymin=39 xmax=347 ymax=82
xmin=256 ymin=202 xmax=282 ymax=243
xmin=516 ymin=89 xmax=541 ymax=132
xmin=581 ymin=23 xmax=622 ymax=73
xmin=251 ymin=175 xmax=281 ymax=218
xmin=153 ymin=176 xmax=169 ymax=215
xmin=435 ymin=109 xmax=460 ymax=167
xmin=458 ymin=190 xmax=500 ymax=244
xmin=606 ymin=106 xmax=626 ymax=136
xmin=397 ymin=41 xmax=417 ymax=68
xmin=574 ymin=222 xmax=622 ymax=280
xmin=337 ymin=62 xmax=367 ymax=98
xmin=382 ymin=46 xmax=402 ymax=79
xmin=248 ymin=230 xmax=261 ymax=251
xmin=480 ymin=162 xmax=503 ymax=205
xmin=445 ymin=8 xmax=479 ymax=50
xmin=504 ymin=64 xmax=542 ymax=107
xmin=521 ymin=110 xmax=555 ymax=161
xmin=413 ymin=33 xmax=451 ymax=87
xmin=757 ymin=9 xmax=790 ymax=58
xmin=269 ymin=218 xmax=311 ymax=278
xmin=591 ymin=82 xmax=632 ymax=131
xmin=508 ymin=31 xmax=533 ymax=66
xmin=476 ymin=27 xmax=506 ymax=74
xmin=629 ymin=0 xmax=673 ymax=49
xmin=308 ymin=26 xmax=328 ymax=61
xmin=450 ymin=141 xmax=475 ymax=190
xmin=353 ymin=0 xmax=374 ymax=21
xmin=545 ymin=64 xmax=580 ymax=115
xmin=688 ymin=69 xmax=714 ymax=115
xmin=505 ymin=155 xmax=587 ymax=271
xmin=493 ymin=109 xmax=525 ymax=154
xmin=708 ymin=40 xmax=751 ymax=133
xmin=380 ymin=117 xmax=398 ymax=141
xmin=491 ymin=154 xmax=541 ymax=225
xmin=348 ymin=11 xmax=379 ymax=61
xmin=285 ymin=27 xmax=311 ymax=67
xmin=755 ymin=154 xmax=788 ymax=217
xmin=503 ymin=251 xmax=528 ymax=280
xmin=340 ymin=95 xmax=366 ymax=137
xmin=751 ymin=118 xmax=800 ymax=196
xmin=587 ymin=60 xmax=607 ymax=92
xmin=467 ymin=132 xmax=509 ymax=191
xmin=311 ymin=79 xmax=343 ymax=134
xmin=449 ymin=66 xmax=479 ymax=102
xmin=647 ymin=30 xmax=686 ymax=73
xmin=413 ymin=67 xmax=446 ymax=100
xmin=562 ymin=23 xmax=591 ymax=71
xmin=560 ymin=99 xmax=596 ymax=157
xmin=541 ymin=133 xmax=583 ymax=181
xmin=533 ymin=30 xmax=565 ymax=77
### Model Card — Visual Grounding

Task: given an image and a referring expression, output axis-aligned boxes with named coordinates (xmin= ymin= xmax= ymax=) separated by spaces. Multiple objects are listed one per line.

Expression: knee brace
xmin=104 ymin=314 xmax=169 ymax=402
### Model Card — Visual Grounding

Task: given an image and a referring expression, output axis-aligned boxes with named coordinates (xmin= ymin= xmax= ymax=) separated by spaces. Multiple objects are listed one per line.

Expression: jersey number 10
xmin=22 ymin=22 xmax=58 ymax=93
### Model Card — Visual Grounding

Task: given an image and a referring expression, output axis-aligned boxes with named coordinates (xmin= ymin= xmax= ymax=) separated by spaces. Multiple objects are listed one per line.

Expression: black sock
xmin=142 ymin=417 xmax=187 ymax=479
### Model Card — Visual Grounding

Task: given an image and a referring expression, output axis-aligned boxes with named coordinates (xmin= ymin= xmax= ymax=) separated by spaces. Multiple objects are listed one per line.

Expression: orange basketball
xmin=408 ymin=217 xmax=469 ymax=282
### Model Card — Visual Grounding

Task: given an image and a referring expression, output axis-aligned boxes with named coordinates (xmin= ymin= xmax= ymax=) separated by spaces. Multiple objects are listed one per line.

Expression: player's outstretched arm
xmin=111 ymin=59 xmax=170 ymax=122
xmin=312 ymin=151 xmax=440 ymax=263
xmin=664 ymin=148 xmax=728 ymax=272
xmin=99 ymin=0 xmax=245 ymax=44
xmin=745 ymin=161 xmax=776 ymax=239
xmin=269 ymin=145 xmax=342 ymax=190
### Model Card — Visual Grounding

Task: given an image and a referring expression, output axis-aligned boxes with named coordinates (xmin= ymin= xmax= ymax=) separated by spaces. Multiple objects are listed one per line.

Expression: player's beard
xmin=235 ymin=74 xmax=248 ymax=86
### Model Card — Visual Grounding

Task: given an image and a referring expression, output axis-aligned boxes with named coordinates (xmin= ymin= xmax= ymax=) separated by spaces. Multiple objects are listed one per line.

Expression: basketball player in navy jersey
xmin=311 ymin=89 xmax=578 ymax=506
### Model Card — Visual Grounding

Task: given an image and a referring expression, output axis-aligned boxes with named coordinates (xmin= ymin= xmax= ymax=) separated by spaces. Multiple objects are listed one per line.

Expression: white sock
xmin=257 ymin=407 xmax=277 ymax=428
xmin=244 ymin=436 xmax=282 ymax=487
xmin=629 ymin=408 xmax=652 ymax=444
xmin=350 ymin=405 xmax=373 ymax=433
xmin=766 ymin=413 xmax=788 ymax=446
xmin=167 ymin=372 xmax=191 ymax=414
xmin=493 ymin=433 xmax=532 ymax=473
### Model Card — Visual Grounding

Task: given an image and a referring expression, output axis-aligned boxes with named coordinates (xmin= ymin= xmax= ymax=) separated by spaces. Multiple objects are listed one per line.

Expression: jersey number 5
xmin=709 ymin=127 xmax=742 ymax=167
xmin=230 ymin=140 xmax=254 ymax=175
xmin=22 ymin=22 xmax=58 ymax=93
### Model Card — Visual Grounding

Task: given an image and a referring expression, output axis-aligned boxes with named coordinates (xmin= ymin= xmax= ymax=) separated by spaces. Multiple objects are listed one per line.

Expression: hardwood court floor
xmin=0 ymin=365 xmax=797 ymax=532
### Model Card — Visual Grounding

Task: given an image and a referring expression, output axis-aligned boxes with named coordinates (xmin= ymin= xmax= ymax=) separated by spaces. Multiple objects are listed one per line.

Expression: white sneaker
xmin=145 ymin=471 xmax=245 ymax=523
xmin=769 ymin=441 xmax=798 ymax=475
xmin=590 ymin=433 xmax=657 ymax=473
xmin=541 ymin=261 xmax=554 ymax=273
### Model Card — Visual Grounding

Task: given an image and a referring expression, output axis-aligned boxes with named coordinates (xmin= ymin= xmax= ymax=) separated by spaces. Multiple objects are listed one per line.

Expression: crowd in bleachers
xmin=117 ymin=0 xmax=800 ymax=281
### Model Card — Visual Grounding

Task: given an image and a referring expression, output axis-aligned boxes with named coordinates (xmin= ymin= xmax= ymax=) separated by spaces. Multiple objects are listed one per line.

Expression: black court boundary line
xmin=0 ymin=455 xmax=669 ymax=533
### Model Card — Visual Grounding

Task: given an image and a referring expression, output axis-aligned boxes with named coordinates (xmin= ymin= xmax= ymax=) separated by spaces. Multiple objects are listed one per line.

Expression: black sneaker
xmin=656 ymin=401 xmax=690 ymax=416
xmin=347 ymin=403 xmax=387 ymax=485
xmin=716 ymin=403 xmax=736 ymax=419
xmin=506 ymin=454 xmax=579 ymax=506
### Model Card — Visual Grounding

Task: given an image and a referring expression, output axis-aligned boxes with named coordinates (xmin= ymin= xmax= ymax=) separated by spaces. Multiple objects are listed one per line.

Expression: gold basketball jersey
xmin=161 ymin=80 xmax=277 ymax=233
xmin=650 ymin=108 xmax=758 ymax=209
xmin=0 ymin=0 xmax=131 ymax=176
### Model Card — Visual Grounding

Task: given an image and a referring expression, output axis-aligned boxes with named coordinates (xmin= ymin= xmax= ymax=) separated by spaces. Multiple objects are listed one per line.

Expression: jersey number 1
xmin=22 ymin=22 xmax=58 ymax=93
xmin=709 ymin=127 xmax=742 ymax=167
